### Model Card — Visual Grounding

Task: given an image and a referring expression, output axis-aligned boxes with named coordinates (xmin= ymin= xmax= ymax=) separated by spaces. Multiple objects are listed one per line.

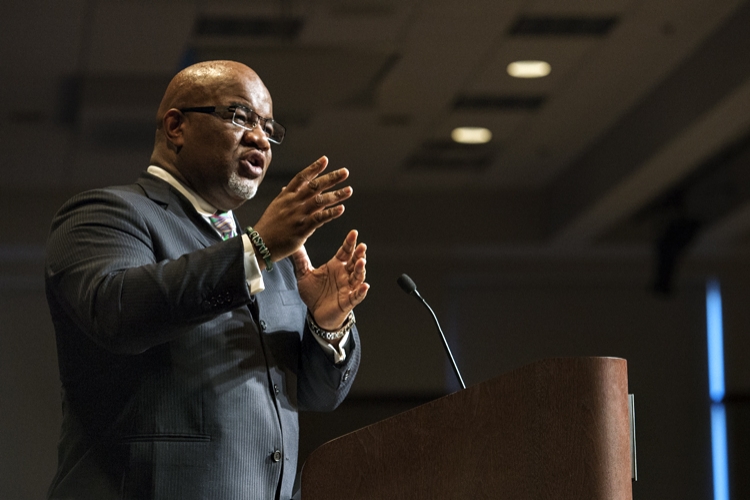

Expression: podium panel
xmin=301 ymin=357 xmax=632 ymax=500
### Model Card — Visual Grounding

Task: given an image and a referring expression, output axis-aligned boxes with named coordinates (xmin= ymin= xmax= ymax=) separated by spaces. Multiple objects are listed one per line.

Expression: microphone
xmin=397 ymin=274 xmax=466 ymax=390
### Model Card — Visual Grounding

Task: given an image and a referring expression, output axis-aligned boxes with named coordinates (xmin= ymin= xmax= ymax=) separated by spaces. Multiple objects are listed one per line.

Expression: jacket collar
xmin=136 ymin=170 xmax=175 ymax=208
xmin=135 ymin=171 xmax=222 ymax=247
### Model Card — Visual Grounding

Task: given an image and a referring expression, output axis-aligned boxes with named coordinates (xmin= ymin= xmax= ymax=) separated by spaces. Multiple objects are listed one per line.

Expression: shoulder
xmin=57 ymin=179 xmax=146 ymax=206
xmin=48 ymin=176 xmax=181 ymax=249
xmin=51 ymin=172 xmax=178 ymax=226
xmin=51 ymin=184 xmax=145 ymax=225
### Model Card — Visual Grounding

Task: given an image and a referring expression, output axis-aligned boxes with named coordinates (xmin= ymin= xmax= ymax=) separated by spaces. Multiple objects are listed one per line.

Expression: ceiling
xmin=2 ymin=0 xmax=750 ymax=286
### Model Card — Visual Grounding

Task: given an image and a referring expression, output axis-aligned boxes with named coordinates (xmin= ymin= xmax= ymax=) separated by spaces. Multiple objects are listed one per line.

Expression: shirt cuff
xmin=312 ymin=330 xmax=350 ymax=364
xmin=242 ymin=234 xmax=265 ymax=294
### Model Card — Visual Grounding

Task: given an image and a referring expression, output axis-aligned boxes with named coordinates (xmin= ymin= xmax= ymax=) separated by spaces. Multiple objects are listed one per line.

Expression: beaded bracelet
xmin=306 ymin=311 xmax=356 ymax=341
xmin=244 ymin=226 xmax=273 ymax=272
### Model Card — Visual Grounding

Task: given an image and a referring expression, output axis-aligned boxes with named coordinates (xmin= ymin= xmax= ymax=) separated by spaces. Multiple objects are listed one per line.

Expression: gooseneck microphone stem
xmin=397 ymin=274 xmax=466 ymax=390
xmin=417 ymin=293 xmax=467 ymax=391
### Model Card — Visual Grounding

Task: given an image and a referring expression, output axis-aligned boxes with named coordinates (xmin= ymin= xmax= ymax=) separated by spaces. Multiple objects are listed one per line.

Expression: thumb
xmin=290 ymin=245 xmax=313 ymax=279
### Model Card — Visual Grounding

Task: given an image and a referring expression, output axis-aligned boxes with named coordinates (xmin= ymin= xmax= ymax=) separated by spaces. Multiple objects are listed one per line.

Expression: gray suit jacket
xmin=44 ymin=172 xmax=360 ymax=500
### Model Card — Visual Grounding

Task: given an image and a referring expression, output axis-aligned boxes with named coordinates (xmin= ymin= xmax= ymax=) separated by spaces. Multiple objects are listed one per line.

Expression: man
xmin=44 ymin=60 xmax=369 ymax=500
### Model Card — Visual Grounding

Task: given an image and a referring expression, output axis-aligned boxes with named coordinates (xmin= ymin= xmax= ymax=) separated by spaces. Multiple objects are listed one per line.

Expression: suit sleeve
xmin=296 ymin=323 xmax=361 ymax=412
xmin=258 ymin=259 xmax=361 ymax=412
xmin=45 ymin=189 xmax=253 ymax=355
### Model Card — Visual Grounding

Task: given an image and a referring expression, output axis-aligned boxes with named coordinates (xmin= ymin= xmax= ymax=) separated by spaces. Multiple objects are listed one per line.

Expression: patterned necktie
xmin=208 ymin=211 xmax=236 ymax=240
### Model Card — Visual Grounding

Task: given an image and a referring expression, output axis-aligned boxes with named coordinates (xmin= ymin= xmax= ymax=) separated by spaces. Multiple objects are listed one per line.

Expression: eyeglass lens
xmin=232 ymin=107 xmax=284 ymax=143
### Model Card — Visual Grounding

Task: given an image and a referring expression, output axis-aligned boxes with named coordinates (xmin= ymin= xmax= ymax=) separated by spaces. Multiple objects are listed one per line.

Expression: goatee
xmin=229 ymin=172 xmax=257 ymax=200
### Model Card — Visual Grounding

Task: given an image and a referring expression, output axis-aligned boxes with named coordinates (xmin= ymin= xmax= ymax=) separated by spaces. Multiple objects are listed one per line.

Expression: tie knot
xmin=209 ymin=211 xmax=236 ymax=240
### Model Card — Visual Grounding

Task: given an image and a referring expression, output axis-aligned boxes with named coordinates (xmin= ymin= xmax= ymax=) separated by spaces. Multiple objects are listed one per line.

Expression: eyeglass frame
xmin=179 ymin=104 xmax=285 ymax=145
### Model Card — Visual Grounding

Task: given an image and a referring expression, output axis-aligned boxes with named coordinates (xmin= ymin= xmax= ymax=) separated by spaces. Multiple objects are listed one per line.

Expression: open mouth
xmin=241 ymin=152 xmax=265 ymax=177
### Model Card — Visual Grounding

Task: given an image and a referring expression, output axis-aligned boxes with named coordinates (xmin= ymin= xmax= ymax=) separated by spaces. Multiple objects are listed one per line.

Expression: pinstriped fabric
xmin=45 ymin=172 xmax=360 ymax=500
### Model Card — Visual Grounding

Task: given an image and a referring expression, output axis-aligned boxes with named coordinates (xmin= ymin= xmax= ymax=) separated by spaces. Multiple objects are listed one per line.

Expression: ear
xmin=163 ymin=109 xmax=186 ymax=148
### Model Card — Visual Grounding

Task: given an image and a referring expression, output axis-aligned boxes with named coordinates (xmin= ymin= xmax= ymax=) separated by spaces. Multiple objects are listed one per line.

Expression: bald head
xmin=149 ymin=60 xmax=275 ymax=211
xmin=155 ymin=61 xmax=264 ymax=128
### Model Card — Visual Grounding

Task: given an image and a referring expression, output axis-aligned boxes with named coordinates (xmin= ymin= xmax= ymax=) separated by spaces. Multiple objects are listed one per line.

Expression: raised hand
xmin=291 ymin=230 xmax=369 ymax=334
xmin=252 ymin=156 xmax=352 ymax=263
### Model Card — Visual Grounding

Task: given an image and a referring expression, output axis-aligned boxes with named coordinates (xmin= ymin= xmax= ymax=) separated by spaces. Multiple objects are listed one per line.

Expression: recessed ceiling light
xmin=451 ymin=127 xmax=492 ymax=144
xmin=507 ymin=60 xmax=551 ymax=78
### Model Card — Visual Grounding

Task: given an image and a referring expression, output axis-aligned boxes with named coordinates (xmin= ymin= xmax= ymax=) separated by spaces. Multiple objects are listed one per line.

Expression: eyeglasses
xmin=180 ymin=105 xmax=285 ymax=144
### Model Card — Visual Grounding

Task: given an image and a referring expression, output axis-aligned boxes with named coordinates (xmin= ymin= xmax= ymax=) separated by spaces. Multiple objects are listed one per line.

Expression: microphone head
xmin=397 ymin=274 xmax=418 ymax=295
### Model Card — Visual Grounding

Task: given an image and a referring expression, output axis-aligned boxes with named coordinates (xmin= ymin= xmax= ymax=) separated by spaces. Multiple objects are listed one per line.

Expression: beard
xmin=228 ymin=171 xmax=258 ymax=200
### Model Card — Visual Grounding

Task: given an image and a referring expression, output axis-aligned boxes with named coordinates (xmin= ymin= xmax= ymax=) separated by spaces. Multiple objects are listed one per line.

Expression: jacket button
xmin=343 ymin=369 xmax=350 ymax=382
xmin=274 ymin=384 xmax=280 ymax=395
xmin=272 ymin=450 xmax=282 ymax=462
xmin=259 ymin=320 xmax=267 ymax=331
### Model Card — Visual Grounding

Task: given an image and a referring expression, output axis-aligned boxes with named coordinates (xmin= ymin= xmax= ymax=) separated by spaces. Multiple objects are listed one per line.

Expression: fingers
xmin=295 ymin=228 xmax=369 ymax=324
xmin=285 ymin=157 xmax=352 ymax=232
xmin=306 ymin=168 xmax=350 ymax=194
xmin=337 ymin=230 xmax=367 ymax=289
xmin=345 ymin=242 xmax=366 ymax=273
xmin=348 ymin=256 xmax=367 ymax=289
xmin=351 ymin=241 xmax=367 ymax=264
xmin=348 ymin=282 xmax=370 ymax=308
xmin=286 ymin=156 xmax=328 ymax=192
xmin=335 ymin=230 xmax=359 ymax=261
xmin=286 ymin=156 xmax=350 ymax=196
xmin=256 ymin=156 xmax=354 ymax=261
xmin=312 ymin=186 xmax=352 ymax=207
xmin=309 ymin=204 xmax=346 ymax=229
xmin=332 ymin=231 xmax=367 ymax=288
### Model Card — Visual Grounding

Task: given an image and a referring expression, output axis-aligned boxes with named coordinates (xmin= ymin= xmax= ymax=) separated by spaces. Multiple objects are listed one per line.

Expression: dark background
xmin=2 ymin=0 xmax=750 ymax=498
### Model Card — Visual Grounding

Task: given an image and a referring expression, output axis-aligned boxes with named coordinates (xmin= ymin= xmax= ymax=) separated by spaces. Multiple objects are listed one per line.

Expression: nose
xmin=241 ymin=122 xmax=271 ymax=151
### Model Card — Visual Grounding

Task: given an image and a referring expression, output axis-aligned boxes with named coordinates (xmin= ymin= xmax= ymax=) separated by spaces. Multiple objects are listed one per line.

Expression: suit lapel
xmin=135 ymin=172 xmax=220 ymax=249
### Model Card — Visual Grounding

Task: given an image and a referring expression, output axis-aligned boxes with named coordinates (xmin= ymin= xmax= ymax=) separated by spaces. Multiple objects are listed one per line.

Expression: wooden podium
xmin=300 ymin=357 xmax=632 ymax=499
